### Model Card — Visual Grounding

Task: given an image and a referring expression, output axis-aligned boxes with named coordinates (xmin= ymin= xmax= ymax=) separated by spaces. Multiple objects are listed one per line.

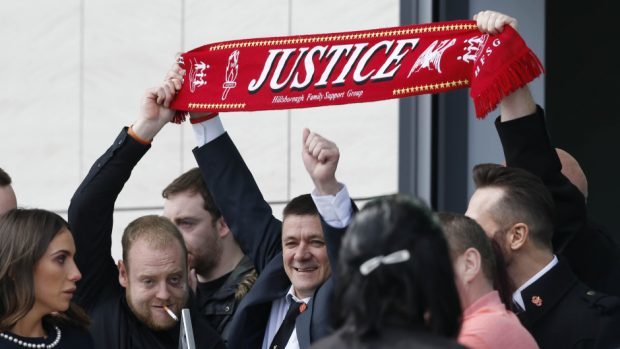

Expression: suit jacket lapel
xmin=519 ymin=259 xmax=578 ymax=328
xmin=233 ymin=257 xmax=291 ymax=348
xmin=295 ymin=297 xmax=314 ymax=349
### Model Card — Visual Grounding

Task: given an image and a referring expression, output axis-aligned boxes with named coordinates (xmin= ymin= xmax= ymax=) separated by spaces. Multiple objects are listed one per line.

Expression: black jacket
xmin=68 ymin=128 xmax=224 ymax=349
xmin=496 ymin=108 xmax=620 ymax=296
xmin=193 ymin=132 xmax=345 ymax=349
xmin=196 ymin=255 xmax=256 ymax=338
xmin=516 ymin=259 xmax=620 ymax=348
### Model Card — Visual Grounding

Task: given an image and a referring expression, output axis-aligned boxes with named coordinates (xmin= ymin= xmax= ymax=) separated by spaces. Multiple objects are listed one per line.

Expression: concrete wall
xmin=0 ymin=0 xmax=400 ymax=261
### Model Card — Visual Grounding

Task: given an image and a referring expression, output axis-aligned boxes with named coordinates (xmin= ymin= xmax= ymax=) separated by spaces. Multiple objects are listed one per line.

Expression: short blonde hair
xmin=121 ymin=215 xmax=187 ymax=272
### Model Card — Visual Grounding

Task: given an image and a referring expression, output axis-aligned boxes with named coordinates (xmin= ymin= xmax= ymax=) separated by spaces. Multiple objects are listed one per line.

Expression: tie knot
xmin=286 ymin=297 xmax=306 ymax=316
xmin=269 ymin=297 xmax=307 ymax=349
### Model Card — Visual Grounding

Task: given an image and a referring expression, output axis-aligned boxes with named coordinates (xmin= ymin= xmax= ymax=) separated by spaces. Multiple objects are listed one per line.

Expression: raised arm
xmin=475 ymin=10 xmax=587 ymax=250
xmin=191 ymin=119 xmax=282 ymax=273
xmin=69 ymin=74 xmax=180 ymax=311
xmin=302 ymin=128 xmax=352 ymax=267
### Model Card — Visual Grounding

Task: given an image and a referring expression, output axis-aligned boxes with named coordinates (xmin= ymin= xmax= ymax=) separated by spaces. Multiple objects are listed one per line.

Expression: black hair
xmin=333 ymin=194 xmax=461 ymax=339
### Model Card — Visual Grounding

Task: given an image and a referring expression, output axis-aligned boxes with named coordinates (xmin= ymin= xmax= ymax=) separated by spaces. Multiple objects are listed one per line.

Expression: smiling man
xmin=188 ymin=103 xmax=350 ymax=348
xmin=281 ymin=198 xmax=331 ymax=301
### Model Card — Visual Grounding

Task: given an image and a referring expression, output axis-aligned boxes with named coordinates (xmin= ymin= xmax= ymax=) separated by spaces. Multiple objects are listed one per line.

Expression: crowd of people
xmin=1 ymin=10 xmax=619 ymax=349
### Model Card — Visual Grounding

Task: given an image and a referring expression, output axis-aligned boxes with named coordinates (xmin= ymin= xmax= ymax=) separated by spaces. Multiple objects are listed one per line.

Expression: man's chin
xmin=144 ymin=315 xmax=178 ymax=331
xmin=126 ymin=300 xmax=177 ymax=331
xmin=148 ymin=321 xmax=177 ymax=331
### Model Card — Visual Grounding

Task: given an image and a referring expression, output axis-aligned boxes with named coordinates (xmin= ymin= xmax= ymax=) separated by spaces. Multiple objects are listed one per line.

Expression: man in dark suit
xmin=468 ymin=10 xmax=620 ymax=348
xmin=68 ymin=75 xmax=224 ymax=349
xmin=188 ymin=108 xmax=351 ymax=349
xmin=466 ymin=163 xmax=619 ymax=348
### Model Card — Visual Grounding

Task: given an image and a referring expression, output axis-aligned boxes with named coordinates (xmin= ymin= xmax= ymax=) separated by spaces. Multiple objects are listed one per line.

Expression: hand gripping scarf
xmin=170 ymin=19 xmax=543 ymax=121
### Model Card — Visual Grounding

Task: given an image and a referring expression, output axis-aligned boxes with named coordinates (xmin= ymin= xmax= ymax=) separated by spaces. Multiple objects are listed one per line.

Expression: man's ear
xmin=118 ymin=260 xmax=128 ymax=288
xmin=507 ymin=223 xmax=528 ymax=251
xmin=462 ymin=247 xmax=482 ymax=283
xmin=216 ymin=216 xmax=231 ymax=238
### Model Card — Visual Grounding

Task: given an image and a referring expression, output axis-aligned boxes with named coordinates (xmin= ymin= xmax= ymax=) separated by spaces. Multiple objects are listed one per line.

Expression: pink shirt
xmin=458 ymin=291 xmax=539 ymax=349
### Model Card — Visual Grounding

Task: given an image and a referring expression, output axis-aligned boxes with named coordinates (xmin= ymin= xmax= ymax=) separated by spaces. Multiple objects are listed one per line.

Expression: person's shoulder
xmin=461 ymin=307 xmax=520 ymax=332
xmin=310 ymin=328 xmax=465 ymax=349
xmin=461 ymin=309 xmax=537 ymax=349
xmin=189 ymin=309 xmax=226 ymax=349
xmin=553 ymin=281 xmax=620 ymax=335
xmin=58 ymin=323 xmax=95 ymax=347
xmin=577 ymin=287 xmax=620 ymax=315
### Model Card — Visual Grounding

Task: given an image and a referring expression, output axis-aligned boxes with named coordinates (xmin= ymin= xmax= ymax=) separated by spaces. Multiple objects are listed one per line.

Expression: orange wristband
xmin=127 ymin=125 xmax=152 ymax=145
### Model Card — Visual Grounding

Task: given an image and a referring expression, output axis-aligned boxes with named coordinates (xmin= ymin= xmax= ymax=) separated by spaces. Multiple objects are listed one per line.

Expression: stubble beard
xmin=125 ymin=286 xmax=187 ymax=331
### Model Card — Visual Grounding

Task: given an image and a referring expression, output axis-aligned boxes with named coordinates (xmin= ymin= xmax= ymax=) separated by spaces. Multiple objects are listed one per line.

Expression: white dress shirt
xmin=261 ymin=286 xmax=310 ymax=349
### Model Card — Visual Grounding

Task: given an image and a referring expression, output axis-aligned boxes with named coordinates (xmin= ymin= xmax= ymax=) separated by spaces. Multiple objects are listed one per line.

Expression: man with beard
xmin=68 ymin=76 xmax=224 ymax=348
xmin=465 ymin=11 xmax=620 ymax=348
xmin=162 ymin=168 xmax=256 ymax=337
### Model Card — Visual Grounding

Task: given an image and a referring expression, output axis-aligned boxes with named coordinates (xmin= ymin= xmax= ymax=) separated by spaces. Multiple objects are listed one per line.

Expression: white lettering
xmin=331 ymin=43 xmax=368 ymax=85
xmin=269 ymin=48 xmax=308 ymax=91
xmin=373 ymin=39 xmax=419 ymax=80
xmin=314 ymin=45 xmax=353 ymax=87
xmin=354 ymin=40 xmax=393 ymax=83
xmin=291 ymin=46 xmax=327 ymax=90
xmin=346 ymin=89 xmax=363 ymax=98
xmin=249 ymin=50 xmax=281 ymax=92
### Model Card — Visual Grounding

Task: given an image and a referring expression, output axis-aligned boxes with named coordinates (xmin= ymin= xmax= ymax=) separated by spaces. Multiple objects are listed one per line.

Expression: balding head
xmin=556 ymin=148 xmax=588 ymax=200
xmin=500 ymin=150 xmax=588 ymax=201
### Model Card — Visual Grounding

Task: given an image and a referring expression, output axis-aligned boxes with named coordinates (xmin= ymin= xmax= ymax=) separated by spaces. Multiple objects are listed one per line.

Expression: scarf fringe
xmin=171 ymin=111 xmax=187 ymax=124
xmin=472 ymin=49 xmax=544 ymax=119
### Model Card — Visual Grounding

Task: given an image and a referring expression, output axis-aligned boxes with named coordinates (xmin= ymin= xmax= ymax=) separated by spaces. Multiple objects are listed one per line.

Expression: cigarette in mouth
xmin=163 ymin=305 xmax=178 ymax=321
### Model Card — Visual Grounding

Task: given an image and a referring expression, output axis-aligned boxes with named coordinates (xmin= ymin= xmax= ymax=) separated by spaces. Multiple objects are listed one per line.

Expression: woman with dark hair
xmin=311 ymin=195 xmax=465 ymax=349
xmin=0 ymin=209 xmax=93 ymax=348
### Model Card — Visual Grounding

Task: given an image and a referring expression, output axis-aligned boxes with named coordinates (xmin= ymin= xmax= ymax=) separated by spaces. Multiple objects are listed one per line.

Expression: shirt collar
xmin=286 ymin=285 xmax=311 ymax=305
xmin=512 ymin=255 xmax=558 ymax=310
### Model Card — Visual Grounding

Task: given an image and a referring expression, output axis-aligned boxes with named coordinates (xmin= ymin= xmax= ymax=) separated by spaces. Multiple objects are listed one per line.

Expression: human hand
xmin=302 ymin=128 xmax=340 ymax=195
xmin=473 ymin=10 xmax=518 ymax=35
xmin=133 ymin=61 xmax=185 ymax=140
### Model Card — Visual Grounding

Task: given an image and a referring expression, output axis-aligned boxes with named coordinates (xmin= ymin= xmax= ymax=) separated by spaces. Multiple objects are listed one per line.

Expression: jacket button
xmin=225 ymin=306 xmax=230 ymax=312
xmin=587 ymin=290 xmax=596 ymax=296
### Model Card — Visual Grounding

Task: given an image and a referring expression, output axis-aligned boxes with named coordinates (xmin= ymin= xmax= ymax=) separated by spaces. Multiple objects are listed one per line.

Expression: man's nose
xmin=156 ymin=282 xmax=171 ymax=300
xmin=294 ymin=243 xmax=311 ymax=261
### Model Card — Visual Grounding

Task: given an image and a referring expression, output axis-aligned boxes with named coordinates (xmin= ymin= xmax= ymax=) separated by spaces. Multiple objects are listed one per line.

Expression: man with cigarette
xmin=68 ymin=77 xmax=225 ymax=348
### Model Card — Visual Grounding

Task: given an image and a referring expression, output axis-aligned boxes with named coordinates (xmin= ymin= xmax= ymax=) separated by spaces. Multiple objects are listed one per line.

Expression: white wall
xmin=0 ymin=0 xmax=400 ymax=261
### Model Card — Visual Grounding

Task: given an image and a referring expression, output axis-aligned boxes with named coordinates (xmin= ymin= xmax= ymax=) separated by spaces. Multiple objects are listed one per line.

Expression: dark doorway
xmin=546 ymin=0 xmax=620 ymax=241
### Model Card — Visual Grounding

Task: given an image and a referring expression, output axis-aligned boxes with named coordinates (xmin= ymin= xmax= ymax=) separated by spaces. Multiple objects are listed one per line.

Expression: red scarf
xmin=170 ymin=19 xmax=542 ymax=120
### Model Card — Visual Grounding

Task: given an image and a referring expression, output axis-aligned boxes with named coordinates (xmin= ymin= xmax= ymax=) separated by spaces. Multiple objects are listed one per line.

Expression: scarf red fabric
xmin=170 ymin=19 xmax=542 ymax=120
